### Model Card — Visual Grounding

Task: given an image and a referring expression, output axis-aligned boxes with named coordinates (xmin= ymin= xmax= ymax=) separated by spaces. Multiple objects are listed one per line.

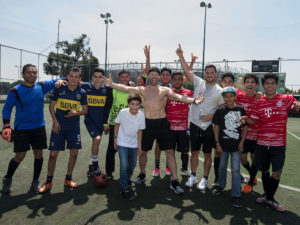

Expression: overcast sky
xmin=1 ymin=0 xmax=300 ymax=88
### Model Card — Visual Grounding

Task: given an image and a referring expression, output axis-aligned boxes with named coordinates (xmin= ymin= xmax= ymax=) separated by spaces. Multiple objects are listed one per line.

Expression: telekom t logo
xmin=264 ymin=108 xmax=272 ymax=117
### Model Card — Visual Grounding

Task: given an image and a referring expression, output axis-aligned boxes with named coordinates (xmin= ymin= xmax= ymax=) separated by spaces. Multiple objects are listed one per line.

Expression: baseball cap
xmin=221 ymin=86 xmax=236 ymax=95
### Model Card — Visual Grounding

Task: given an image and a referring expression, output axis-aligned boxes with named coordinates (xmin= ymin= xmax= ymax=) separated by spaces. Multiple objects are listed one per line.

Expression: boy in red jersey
xmin=166 ymin=72 xmax=194 ymax=175
xmin=249 ymin=73 xmax=300 ymax=212
xmin=237 ymin=74 xmax=259 ymax=194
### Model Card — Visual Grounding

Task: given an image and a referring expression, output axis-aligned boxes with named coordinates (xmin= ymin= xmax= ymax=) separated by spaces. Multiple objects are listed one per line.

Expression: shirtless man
xmin=103 ymin=66 xmax=203 ymax=194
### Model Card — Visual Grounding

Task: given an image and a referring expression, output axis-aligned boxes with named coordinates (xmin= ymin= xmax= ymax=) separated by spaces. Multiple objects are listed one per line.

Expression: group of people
xmin=1 ymin=44 xmax=300 ymax=212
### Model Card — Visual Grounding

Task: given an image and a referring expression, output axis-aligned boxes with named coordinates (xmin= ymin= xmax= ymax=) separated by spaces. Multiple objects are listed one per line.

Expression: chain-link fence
xmin=0 ymin=43 xmax=298 ymax=96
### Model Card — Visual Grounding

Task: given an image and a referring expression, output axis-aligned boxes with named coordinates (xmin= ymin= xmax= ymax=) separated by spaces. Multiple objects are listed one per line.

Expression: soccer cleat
xmin=87 ymin=165 xmax=94 ymax=177
xmin=212 ymin=186 xmax=224 ymax=196
xmin=2 ymin=176 xmax=12 ymax=193
xmin=165 ymin=168 xmax=171 ymax=176
xmin=232 ymin=197 xmax=243 ymax=208
xmin=152 ymin=168 xmax=160 ymax=177
xmin=213 ymin=177 xmax=219 ymax=188
xmin=121 ymin=188 xmax=135 ymax=200
xmin=64 ymin=180 xmax=79 ymax=188
xmin=241 ymin=184 xmax=253 ymax=194
xmin=38 ymin=182 xmax=53 ymax=193
xmin=256 ymin=193 xmax=266 ymax=204
xmin=170 ymin=180 xmax=184 ymax=195
xmin=266 ymin=199 xmax=285 ymax=212
xmin=185 ymin=175 xmax=198 ymax=187
xmin=181 ymin=168 xmax=191 ymax=176
xmin=241 ymin=175 xmax=247 ymax=184
xmin=253 ymin=176 xmax=258 ymax=185
xmin=31 ymin=180 xmax=41 ymax=192
xmin=197 ymin=177 xmax=208 ymax=191
xmin=106 ymin=173 xmax=114 ymax=180
xmin=133 ymin=172 xmax=147 ymax=184
xmin=128 ymin=180 xmax=135 ymax=187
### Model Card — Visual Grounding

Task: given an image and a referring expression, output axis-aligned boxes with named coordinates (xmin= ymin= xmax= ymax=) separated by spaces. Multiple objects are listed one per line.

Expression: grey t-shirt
xmin=189 ymin=75 xmax=224 ymax=130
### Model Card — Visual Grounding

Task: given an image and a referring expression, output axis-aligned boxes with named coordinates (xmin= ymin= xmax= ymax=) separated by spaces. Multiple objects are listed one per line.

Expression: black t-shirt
xmin=212 ymin=105 xmax=246 ymax=152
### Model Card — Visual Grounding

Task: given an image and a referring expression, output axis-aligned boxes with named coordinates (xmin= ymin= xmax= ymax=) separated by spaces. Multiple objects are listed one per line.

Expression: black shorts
xmin=142 ymin=118 xmax=173 ymax=151
xmin=171 ymin=130 xmax=189 ymax=153
xmin=255 ymin=145 xmax=286 ymax=172
xmin=242 ymin=139 xmax=257 ymax=154
xmin=14 ymin=126 xmax=47 ymax=152
xmin=190 ymin=122 xmax=215 ymax=153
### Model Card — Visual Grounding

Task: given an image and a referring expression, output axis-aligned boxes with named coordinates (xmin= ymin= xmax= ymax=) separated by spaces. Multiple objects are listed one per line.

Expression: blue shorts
xmin=84 ymin=120 xmax=103 ymax=139
xmin=49 ymin=125 xmax=81 ymax=151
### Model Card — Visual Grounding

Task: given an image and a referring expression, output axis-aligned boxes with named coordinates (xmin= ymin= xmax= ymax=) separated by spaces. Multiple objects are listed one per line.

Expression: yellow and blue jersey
xmin=50 ymin=86 xmax=87 ymax=127
xmin=81 ymin=82 xmax=113 ymax=129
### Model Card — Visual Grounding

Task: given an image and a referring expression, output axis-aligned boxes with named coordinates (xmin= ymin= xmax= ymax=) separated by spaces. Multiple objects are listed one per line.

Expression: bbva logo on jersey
xmin=56 ymin=98 xmax=80 ymax=111
xmin=87 ymin=95 xmax=106 ymax=106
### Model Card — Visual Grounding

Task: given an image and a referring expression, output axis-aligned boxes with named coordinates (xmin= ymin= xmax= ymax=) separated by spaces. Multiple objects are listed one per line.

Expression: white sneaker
xmin=185 ymin=175 xmax=198 ymax=187
xmin=197 ymin=177 xmax=208 ymax=191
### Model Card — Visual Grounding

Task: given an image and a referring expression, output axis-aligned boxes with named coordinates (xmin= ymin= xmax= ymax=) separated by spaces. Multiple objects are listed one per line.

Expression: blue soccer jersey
xmin=2 ymin=80 xmax=62 ymax=130
xmin=50 ymin=86 xmax=87 ymax=127
xmin=81 ymin=82 xmax=113 ymax=128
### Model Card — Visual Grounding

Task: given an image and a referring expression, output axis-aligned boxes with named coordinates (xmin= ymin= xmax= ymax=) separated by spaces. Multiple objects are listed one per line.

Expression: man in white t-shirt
xmin=176 ymin=44 xmax=224 ymax=190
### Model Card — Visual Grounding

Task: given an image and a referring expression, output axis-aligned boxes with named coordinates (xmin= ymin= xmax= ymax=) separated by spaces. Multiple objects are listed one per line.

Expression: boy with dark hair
xmin=114 ymin=94 xmax=145 ymax=200
xmin=167 ymin=72 xmax=194 ymax=178
xmin=105 ymin=70 xmax=131 ymax=179
xmin=212 ymin=86 xmax=248 ymax=208
xmin=81 ymin=67 xmax=113 ymax=177
xmin=238 ymin=73 xmax=259 ymax=194
xmin=250 ymin=73 xmax=300 ymax=212
xmin=38 ymin=67 xmax=88 ymax=193
xmin=1 ymin=64 xmax=66 ymax=193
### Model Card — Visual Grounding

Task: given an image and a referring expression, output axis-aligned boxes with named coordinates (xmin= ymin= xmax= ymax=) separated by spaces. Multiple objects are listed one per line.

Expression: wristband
xmin=193 ymin=98 xmax=196 ymax=104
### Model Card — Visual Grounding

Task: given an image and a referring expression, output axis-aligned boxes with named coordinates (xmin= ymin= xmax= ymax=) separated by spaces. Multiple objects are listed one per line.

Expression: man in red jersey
xmin=166 ymin=71 xmax=194 ymax=175
xmin=249 ymin=73 xmax=300 ymax=212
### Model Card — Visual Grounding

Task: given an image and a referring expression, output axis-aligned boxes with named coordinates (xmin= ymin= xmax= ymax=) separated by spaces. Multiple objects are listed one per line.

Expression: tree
xmin=43 ymin=34 xmax=99 ymax=81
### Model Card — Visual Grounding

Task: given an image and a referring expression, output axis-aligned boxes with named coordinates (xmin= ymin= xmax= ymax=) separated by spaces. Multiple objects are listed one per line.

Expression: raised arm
xmin=176 ymin=44 xmax=196 ymax=84
xmin=104 ymin=74 xmax=141 ymax=95
xmin=144 ymin=45 xmax=150 ymax=74
xmin=189 ymin=53 xmax=198 ymax=71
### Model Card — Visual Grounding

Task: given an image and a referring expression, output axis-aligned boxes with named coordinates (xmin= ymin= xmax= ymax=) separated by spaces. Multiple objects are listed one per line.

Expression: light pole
xmin=100 ymin=13 xmax=113 ymax=77
xmin=200 ymin=2 xmax=212 ymax=78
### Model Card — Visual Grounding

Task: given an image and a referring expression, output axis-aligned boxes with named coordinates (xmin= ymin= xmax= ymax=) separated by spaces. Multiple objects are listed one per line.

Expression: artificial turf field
xmin=0 ymin=104 xmax=300 ymax=225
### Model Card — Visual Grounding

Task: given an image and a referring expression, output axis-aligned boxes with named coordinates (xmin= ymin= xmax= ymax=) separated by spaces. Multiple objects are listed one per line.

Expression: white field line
xmin=194 ymin=155 xmax=300 ymax=193
xmin=287 ymin=130 xmax=300 ymax=141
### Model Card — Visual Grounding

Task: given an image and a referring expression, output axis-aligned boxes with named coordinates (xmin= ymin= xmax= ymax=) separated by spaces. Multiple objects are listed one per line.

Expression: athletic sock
xmin=204 ymin=176 xmax=208 ymax=180
xmin=214 ymin=157 xmax=220 ymax=181
xmin=155 ymin=160 xmax=160 ymax=169
xmin=192 ymin=172 xmax=196 ymax=177
xmin=6 ymin=159 xmax=20 ymax=179
xmin=248 ymin=163 xmax=258 ymax=186
xmin=243 ymin=162 xmax=251 ymax=174
xmin=91 ymin=155 xmax=99 ymax=172
xmin=90 ymin=155 xmax=98 ymax=165
xmin=181 ymin=154 xmax=189 ymax=170
xmin=262 ymin=172 xmax=271 ymax=200
xmin=46 ymin=176 xmax=53 ymax=184
xmin=65 ymin=175 xmax=72 ymax=181
xmin=33 ymin=158 xmax=43 ymax=180
xmin=269 ymin=176 xmax=279 ymax=201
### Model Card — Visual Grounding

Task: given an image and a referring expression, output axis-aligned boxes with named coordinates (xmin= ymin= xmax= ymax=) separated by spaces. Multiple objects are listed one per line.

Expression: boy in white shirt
xmin=114 ymin=94 xmax=145 ymax=200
